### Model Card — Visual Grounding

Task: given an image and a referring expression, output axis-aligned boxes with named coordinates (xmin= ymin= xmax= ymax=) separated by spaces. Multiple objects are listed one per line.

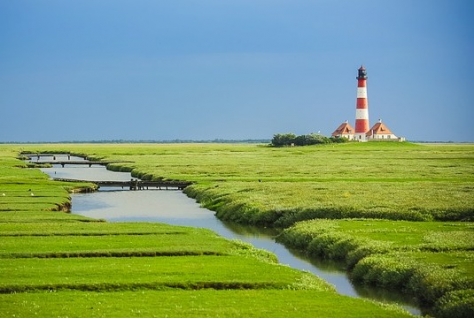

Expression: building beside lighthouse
xmin=332 ymin=66 xmax=403 ymax=141
xmin=331 ymin=121 xmax=355 ymax=139
xmin=366 ymin=119 xmax=399 ymax=140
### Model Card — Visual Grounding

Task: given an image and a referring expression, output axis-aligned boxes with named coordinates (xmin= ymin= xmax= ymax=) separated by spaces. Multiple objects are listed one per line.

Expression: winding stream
xmin=37 ymin=154 xmax=421 ymax=316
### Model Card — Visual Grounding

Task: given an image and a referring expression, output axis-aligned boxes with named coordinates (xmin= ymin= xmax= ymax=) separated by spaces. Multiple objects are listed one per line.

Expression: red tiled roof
xmin=332 ymin=122 xmax=354 ymax=136
xmin=366 ymin=121 xmax=393 ymax=136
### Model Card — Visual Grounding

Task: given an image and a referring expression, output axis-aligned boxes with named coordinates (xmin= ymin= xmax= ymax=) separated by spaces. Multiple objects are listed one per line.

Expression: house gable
xmin=332 ymin=122 xmax=355 ymax=137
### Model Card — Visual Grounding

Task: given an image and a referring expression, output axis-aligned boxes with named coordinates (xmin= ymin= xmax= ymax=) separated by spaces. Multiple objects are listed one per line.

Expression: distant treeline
xmin=0 ymin=139 xmax=271 ymax=144
xmin=271 ymin=133 xmax=348 ymax=147
xmin=2 ymin=139 xmax=472 ymax=145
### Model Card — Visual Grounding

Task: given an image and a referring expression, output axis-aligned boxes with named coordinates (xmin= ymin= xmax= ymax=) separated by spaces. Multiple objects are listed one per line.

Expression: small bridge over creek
xmin=24 ymin=153 xmax=192 ymax=190
xmin=54 ymin=178 xmax=193 ymax=191
xmin=37 ymin=160 xmax=115 ymax=167
xmin=24 ymin=153 xmax=128 ymax=167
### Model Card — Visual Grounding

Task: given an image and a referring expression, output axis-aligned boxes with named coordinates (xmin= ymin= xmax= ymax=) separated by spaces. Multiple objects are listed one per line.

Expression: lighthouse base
xmin=354 ymin=133 xmax=368 ymax=142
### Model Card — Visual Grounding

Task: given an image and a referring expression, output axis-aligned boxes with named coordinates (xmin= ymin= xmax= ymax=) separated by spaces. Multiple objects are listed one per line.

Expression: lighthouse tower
xmin=354 ymin=65 xmax=370 ymax=141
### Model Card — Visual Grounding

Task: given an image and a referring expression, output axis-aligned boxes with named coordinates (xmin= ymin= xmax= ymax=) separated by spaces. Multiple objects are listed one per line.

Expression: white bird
xmin=2 ymin=193 xmax=5 ymax=196
xmin=30 ymin=192 xmax=34 ymax=197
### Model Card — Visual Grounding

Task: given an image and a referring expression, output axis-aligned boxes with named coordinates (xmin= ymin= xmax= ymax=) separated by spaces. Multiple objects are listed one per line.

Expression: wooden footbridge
xmin=37 ymin=160 xmax=115 ymax=167
xmin=24 ymin=153 xmax=192 ymax=190
xmin=23 ymin=153 xmax=126 ymax=167
xmin=54 ymin=178 xmax=193 ymax=190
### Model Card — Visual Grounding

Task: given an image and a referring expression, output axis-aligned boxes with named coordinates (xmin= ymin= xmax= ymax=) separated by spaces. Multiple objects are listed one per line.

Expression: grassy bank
xmin=277 ymin=219 xmax=474 ymax=316
xmin=0 ymin=145 xmax=411 ymax=317
xmin=3 ymin=142 xmax=473 ymax=316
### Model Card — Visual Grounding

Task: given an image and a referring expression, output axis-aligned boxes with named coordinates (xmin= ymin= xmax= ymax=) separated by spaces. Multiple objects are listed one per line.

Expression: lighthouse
xmin=354 ymin=65 xmax=369 ymax=141
xmin=331 ymin=66 xmax=404 ymax=142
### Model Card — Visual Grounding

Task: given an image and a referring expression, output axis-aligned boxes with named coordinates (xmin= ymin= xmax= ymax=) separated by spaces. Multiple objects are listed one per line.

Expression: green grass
xmin=277 ymin=218 xmax=474 ymax=315
xmin=0 ymin=147 xmax=93 ymax=213
xmin=0 ymin=145 xmax=413 ymax=317
xmin=0 ymin=210 xmax=97 ymax=223
xmin=0 ymin=255 xmax=312 ymax=292
xmin=0 ymin=290 xmax=410 ymax=318
xmin=12 ymin=142 xmax=473 ymax=224
xmin=0 ymin=220 xmax=180 ymax=235
xmin=0 ymin=231 xmax=235 ymax=258
xmin=312 ymin=219 xmax=474 ymax=251
xmin=186 ymin=180 xmax=474 ymax=226
xmin=2 ymin=142 xmax=473 ymax=316
xmin=351 ymin=250 xmax=474 ymax=312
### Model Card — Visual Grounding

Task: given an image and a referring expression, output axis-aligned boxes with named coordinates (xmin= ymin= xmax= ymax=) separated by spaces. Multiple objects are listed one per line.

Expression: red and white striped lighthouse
xmin=354 ymin=65 xmax=370 ymax=141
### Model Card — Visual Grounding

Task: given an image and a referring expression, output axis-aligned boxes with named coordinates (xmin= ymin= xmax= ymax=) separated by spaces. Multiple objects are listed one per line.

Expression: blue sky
xmin=1 ymin=0 xmax=473 ymax=142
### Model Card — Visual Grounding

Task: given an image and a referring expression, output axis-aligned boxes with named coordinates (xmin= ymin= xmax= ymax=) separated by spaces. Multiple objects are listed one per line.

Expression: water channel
xmin=37 ymin=154 xmax=421 ymax=316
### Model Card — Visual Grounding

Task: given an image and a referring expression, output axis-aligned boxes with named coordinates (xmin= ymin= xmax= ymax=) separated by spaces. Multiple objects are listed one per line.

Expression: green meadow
xmin=20 ymin=142 xmax=472 ymax=223
xmin=278 ymin=219 xmax=474 ymax=315
xmin=1 ymin=141 xmax=473 ymax=317
xmin=0 ymin=145 xmax=411 ymax=317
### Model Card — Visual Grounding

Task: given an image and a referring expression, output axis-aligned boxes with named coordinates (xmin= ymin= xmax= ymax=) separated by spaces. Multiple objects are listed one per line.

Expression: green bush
xmin=407 ymin=264 xmax=474 ymax=306
xmin=433 ymin=289 xmax=474 ymax=317
xmin=346 ymin=242 xmax=392 ymax=268
xmin=271 ymin=133 xmax=296 ymax=147
xmin=271 ymin=132 xmax=345 ymax=147
xmin=307 ymin=233 xmax=358 ymax=260
xmin=351 ymin=254 xmax=415 ymax=289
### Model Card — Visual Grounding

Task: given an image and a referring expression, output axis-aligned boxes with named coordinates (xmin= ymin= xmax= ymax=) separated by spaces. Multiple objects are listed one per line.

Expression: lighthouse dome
xmin=357 ymin=65 xmax=367 ymax=80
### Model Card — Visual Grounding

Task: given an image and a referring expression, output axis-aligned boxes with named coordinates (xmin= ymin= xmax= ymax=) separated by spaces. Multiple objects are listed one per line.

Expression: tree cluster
xmin=271 ymin=133 xmax=348 ymax=147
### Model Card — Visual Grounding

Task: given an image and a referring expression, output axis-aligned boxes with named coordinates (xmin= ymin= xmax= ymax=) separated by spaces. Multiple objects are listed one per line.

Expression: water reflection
xmin=38 ymin=157 xmax=421 ymax=316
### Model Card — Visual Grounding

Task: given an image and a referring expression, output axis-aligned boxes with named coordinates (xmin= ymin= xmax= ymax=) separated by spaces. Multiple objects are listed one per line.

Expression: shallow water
xmin=39 ymin=157 xmax=421 ymax=315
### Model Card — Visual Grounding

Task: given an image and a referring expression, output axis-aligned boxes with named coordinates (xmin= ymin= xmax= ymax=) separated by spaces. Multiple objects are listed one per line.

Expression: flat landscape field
xmin=22 ymin=142 xmax=472 ymax=223
xmin=1 ymin=142 xmax=473 ymax=317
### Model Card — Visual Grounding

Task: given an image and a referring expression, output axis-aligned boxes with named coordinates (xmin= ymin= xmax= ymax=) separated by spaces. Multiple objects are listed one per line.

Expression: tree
xmin=293 ymin=133 xmax=330 ymax=146
xmin=271 ymin=132 xmax=348 ymax=147
xmin=271 ymin=133 xmax=296 ymax=147
xmin=329 ymin=136 xmax=349 ymax=143
xmin=305 ymin=133 xmax=330 ymax=145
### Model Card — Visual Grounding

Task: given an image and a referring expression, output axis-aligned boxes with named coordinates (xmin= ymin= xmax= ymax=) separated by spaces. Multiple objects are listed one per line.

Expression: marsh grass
xmin=277 ymin=219 xmax=474 ymax=268
xmin=0 ymin=289 xmax=411 ymax=318
xmin=186 ymin=180 xmax=474 ymax=226
xmin=278 ymin=219 xmax=474 ymax=315
xmin=352 ymin=251 xmax=474 ymax=315
xmin=0 ymin=211 xmax=97 ymax=223
xmin=0 ymin=255 xmax=310 ymax=292
xmin=0 ymin=149 xmax=92 ymax=213
xmin=2 ymin=142 xmax=472 ymax=317
xmin=0 ymin=231 xmax=237 ymax=258
xmin=19 ymin=142 xmax=472 ymax=224
xmin=0 ymin=145 xmax=415 ymax=317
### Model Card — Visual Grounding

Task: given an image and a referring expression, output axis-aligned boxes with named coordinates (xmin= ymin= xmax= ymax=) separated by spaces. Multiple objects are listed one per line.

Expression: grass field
xmin=0 ymin=290 xmax=409 ymax=318
xmin=0 ymin=145 xmax=412 ymax=318
xmin=14 ymin=142 xmax=473 ymax=224
xmin=277 ymin=218 xmax=474 ymax=314
xmin=1 ymin=142 xmax=473 ymax=316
